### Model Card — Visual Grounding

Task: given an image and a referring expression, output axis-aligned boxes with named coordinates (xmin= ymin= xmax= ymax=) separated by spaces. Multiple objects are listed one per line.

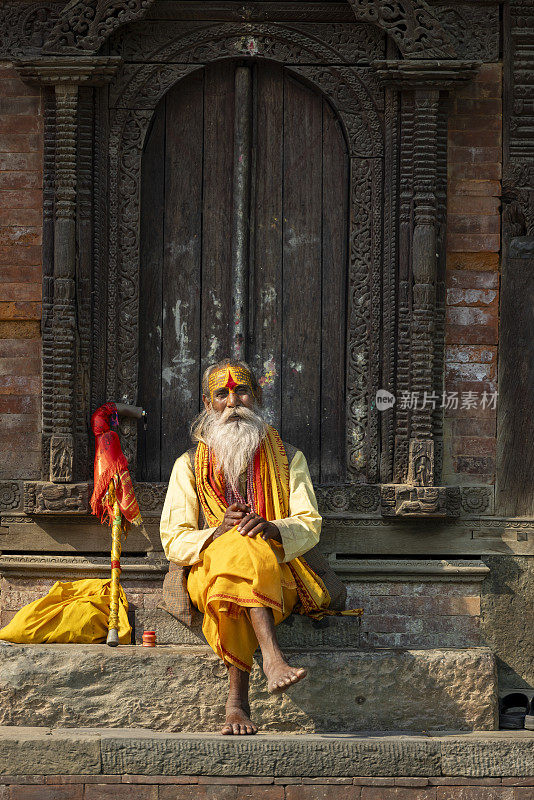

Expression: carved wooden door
xmin=138 ymin=60 xmax=349 ymax=484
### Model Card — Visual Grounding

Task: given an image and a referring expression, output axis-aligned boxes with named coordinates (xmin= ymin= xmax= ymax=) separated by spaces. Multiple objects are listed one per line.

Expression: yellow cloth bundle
xmin=0 ymin=578 xmax=131 ymax=644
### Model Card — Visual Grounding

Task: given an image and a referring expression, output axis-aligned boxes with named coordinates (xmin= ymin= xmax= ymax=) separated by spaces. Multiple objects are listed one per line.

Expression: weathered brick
xmin=437 ymin=789 xmax=513 ymax=800
xmin=448 ymin=214 xmax=500 ymax=235
xmin=0 ymin=413 xmax=40 ymax=434
xmin=302 ymin=778 xmax=354 ymax=784
xmin=84 ymin=786 xmax=158 ymax=800
xmin=512 ymin=791 xmax=534 ymax=799
xmin=446 ymin=272 xmax=498 ymax=290
xmin=0 ymin=208 xmax=43 ymax=226
xmin=361 ymin=789 xmax=436 ymax=800
xmin=273 ymin=778 xmax=301 ymax=785
xmin=448 ymin=233 xmax=500 ymax=253
xmin=449 ymin=114 xmax=501 ymax=132
xmin=0 ymin=171 xmax=42 ymax=190
xmin=159 ymin=787 xmax=236 ymax=799
xmin=452 ymin=437 xmax=496 ymax=459
xmin=0 ymin=190 xmax=43 ymax=209
xmin=448 ymin=162 xmax=502 ymax=181
xmin=0 ymin=153 xmax=42 ymax=171
xmin=446 ymin=363 xmax=496 ymax=386
xmin=454 ymin=98 xmax=502 ymax=115
xmin=447 ymin=253 xmax=500 ymax=271
xmin=0 ymin=320 xmax=40 ymax=338
xmin=0 ymin=230 xmax=42 ymax=247
xmin=122 ymin=776 xmax=199 ymax=784
xmin=236 ymin=788 xmax=284 ymax=799
xmin=454 ymin=455 xmax=496 ymax=475
xmin=45 ymin=777 xmax=122 ymax=785
xmin=395 ymin=779 xmax=430 ymax=787
xmin=448 ymin=178 xmax=501 ymax=197
xmin=446 ymin=287 xmax=498 ymax=307
xmin=0 ymin=394 xmax=39 ymax=414
xmin=455 ymin=81 xmax=502 ymax=101
xmin=0 ymin=96 xmax=41 ymax=116
xmin=447 ymin=307 xmax=497 ymax=327
xmin=353 ymin=779 xmax=396 ymax=786
xmin=0 ymin=115 xmax=41 ymax=135
xmin=286 ymin=787 xmax=360 ymax=800
xmin=449 ymin=146 xmax=502 ymax=165
xmin=361 ymin=614 xmax=409 ymax=633
xmin=0 ymin=74 xmax=40 ymax=96
xmin=446 ymin=344 xmax=496 ymax=362
xmin=501 ymin=779 xmax=534 ymax=786
xmin=198 ymin=778 xmax=274 ymax=785
xmin=0 ymin=777 xmax=45 ymax=785
xmin=0 ymin=301 xmax=41 ymax=320
xmin=429 ymin=780 xmax=503 ymax=786
xmin=0 ymin=375 xmax=40 ymax=394
xmin=450 ymin=417 xmax=496 ymax=437
xmin=9 ymin=786 xmax=83 ymax=800
xmin=0 ymin=134 xmax=42 ymax=153
xmin=0 ymin=338 xmax=40 ymax=357
xmin=448 ymin=129 xmax=502 ymax=148
xmin=447 ymin=312 xmax=499 ymax=340
xmin=448 ymin=196 xmax=501 ymax=215
xmin=0 ymin=283 xmax=42 ymax=301
xmin=0 ymin=267 xmax=42 ymax=285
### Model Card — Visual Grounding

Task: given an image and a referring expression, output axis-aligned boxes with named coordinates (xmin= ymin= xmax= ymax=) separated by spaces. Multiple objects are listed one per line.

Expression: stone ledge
xmin=134 ymin=609 xmax=361 ymax=648
xmin=0 ymin=644 xmax=497 ymax=734
xmin=0 ymin=728 xmax=533 ymax=778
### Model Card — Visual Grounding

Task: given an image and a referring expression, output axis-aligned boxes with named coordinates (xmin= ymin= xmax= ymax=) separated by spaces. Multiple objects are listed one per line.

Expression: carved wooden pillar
xmin=409 ymin=86 xmax=440 ymax=486
xmin=373 ymin=59 xmax=479 ymax=514
xmin=50 ymin=83 xmax=78 ymax=482
xmin=15 ymin=57 xmax=121 ymax=484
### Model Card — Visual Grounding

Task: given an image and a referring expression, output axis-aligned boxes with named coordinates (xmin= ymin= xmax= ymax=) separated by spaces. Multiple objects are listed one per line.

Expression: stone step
xmin=1 ymin=726 xmax=533 ymax=779
xmin=133 ymin=608 xmax=361 ymax=648
xmin=0 ymin=643 xmax=497 ymax=733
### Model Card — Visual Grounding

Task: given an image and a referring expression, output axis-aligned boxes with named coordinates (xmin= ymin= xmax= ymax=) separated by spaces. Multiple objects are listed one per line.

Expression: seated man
xmin=159 ymin=359 xmax=330 ymax=735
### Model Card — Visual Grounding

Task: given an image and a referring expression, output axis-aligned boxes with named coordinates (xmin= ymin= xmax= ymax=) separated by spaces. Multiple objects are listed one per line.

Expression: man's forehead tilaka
xmin=208 ymin=364 xmax=257 ymax=401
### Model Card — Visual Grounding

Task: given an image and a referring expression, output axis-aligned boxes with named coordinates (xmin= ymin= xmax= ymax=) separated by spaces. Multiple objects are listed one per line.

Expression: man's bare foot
xmin=262 ymin=656 xmax=308 ymax=694
xmin=221 ymin=703 xmax=258 ymax=735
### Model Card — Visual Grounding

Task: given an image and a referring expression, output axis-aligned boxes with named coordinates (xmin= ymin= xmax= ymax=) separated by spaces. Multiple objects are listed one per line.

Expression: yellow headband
xmin=207 ymin=365 xmax=257 ymax=402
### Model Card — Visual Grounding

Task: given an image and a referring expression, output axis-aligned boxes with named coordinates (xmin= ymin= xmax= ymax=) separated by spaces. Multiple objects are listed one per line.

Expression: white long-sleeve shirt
xmin=159 ymin=448 xmax=321 ymax=566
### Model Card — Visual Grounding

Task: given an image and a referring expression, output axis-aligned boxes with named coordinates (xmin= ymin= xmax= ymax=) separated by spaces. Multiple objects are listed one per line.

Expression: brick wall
xmin=0 ymin=775 xmax=531 ymax=798
xmin=346 ymin=578 xmax=481 ymax=649
xmin=443 ymin=63 xmax=502 ymax=486
xmin=0 ymin=64 xmax=43 ymax=480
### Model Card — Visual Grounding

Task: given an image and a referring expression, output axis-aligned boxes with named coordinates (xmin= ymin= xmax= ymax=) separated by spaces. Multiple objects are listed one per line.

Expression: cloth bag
xmin=0 ymin=578 xmax=131 ymax=644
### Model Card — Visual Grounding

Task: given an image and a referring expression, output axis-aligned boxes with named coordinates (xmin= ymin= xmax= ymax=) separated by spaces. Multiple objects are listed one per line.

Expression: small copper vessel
xmin=142 ymin=630 xmax=156 ymax=647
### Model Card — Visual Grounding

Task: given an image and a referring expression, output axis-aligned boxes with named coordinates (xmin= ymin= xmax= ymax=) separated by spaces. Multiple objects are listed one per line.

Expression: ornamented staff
xmin=90 ymin=402 xmax=144 ymax=646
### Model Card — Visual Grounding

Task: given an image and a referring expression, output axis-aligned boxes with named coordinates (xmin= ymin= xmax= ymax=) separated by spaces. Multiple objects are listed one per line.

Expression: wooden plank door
xmin=138 ymin=61 xmax=349 ymax=483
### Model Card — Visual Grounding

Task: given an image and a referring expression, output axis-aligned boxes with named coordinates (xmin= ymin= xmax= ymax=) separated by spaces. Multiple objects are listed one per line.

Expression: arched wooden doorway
xmin=138 ymin=60 xmax=349 ymax=484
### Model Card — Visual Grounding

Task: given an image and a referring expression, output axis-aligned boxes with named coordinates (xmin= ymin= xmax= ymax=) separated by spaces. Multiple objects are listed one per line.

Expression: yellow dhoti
xmin=187 ymin=528 xmax=298 ymax=672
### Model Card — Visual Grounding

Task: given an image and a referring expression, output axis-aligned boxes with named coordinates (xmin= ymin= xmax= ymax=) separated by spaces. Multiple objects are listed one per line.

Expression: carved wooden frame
xmin=102 ymin=24 xmax=386 ymax=482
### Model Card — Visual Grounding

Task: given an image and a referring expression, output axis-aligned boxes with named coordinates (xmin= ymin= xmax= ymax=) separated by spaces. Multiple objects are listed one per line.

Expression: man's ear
xmin=202 ymin=394 xmax=212 ymax=411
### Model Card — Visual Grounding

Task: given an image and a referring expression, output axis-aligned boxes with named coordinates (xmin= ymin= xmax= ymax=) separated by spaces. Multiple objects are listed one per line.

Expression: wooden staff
xmin=106 ymin=479 xmax=122 ymax=647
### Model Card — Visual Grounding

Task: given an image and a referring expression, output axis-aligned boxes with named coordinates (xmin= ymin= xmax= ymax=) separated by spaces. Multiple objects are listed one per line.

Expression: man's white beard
xmin=202 ymin=406 xmax=267 ymax=490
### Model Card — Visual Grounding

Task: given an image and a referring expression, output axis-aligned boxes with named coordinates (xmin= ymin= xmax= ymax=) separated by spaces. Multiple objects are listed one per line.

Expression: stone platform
xmin=0 ymin=727 xmax=533 ymax=778
xmin=0 ymin=644 xmax=497 ymax=733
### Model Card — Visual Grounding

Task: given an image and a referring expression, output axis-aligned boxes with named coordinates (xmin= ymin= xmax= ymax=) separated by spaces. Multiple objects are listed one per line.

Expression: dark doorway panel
xmin=138 ymin=60 xmax=349 ymax=483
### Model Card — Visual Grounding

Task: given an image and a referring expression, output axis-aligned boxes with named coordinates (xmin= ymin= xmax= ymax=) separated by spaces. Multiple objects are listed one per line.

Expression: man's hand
xmin=237 ymin=512 xmax=282 ymax=543
xmin=212 ymin=503 xmax=249 ymax=539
